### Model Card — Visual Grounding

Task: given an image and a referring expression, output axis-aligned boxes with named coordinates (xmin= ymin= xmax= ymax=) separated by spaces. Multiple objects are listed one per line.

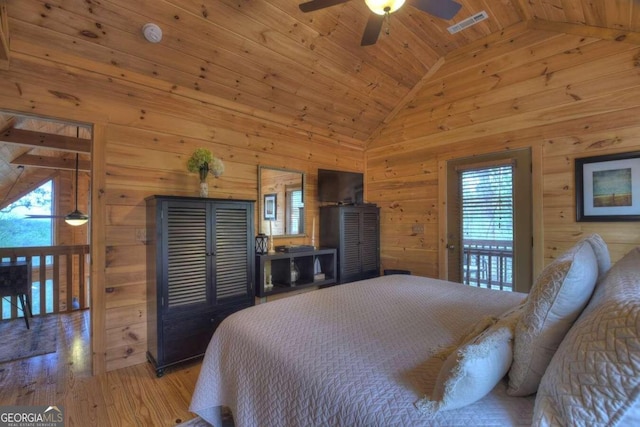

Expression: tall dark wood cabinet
xmin=146 ymin=195 xmax=255 ymax=376
xmin=319 ymin=205 xmax=380 ymax=284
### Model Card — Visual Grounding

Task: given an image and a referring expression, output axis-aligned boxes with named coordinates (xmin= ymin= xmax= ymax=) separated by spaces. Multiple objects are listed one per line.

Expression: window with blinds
xmin=286 ymin=189 xmax=303 ymax=234
xmin=461 ymin=165 xmax=514 ymax=242
xmin=460 ymin=164 xmax=514 ymax=291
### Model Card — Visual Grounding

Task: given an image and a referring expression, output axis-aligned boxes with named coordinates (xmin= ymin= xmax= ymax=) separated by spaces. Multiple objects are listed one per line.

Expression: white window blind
xmin=286 ymin=189 xmax=303 ymax=234
xmin=461 ymin=165 xmax=514 ymax=242
xmin=459 ymin=164 xmax=515 ymax=291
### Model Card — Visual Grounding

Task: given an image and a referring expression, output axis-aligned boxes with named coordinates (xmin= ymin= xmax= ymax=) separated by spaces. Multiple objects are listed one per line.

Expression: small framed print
xmin=263 ymin=193 xmax=277 ymax=221
xmin=575 ymin=151 xmax=640 ymax=222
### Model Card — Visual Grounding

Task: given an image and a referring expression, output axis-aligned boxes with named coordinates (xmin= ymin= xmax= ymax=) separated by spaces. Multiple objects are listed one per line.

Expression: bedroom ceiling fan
xmin=299 ymin=0 xmax=462 ymax=45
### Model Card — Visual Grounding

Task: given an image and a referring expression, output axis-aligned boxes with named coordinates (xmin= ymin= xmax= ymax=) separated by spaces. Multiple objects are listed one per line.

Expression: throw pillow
xmin=583 ymin=233 xmax=611 ymax=282
xmin=416 ymin=305 xmax=522 ymax=414
xmin=533 ymin=247 xmax=640 ymax=426
xmin=508 ymin=240 xmax=598 ymax=396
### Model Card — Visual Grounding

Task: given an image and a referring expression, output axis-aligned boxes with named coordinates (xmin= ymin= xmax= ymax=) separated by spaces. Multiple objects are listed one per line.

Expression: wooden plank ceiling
xmin=1 ymin=0 xmax=638 ymax=204
xmin=0 ymin=112 xmax=91 ymax=209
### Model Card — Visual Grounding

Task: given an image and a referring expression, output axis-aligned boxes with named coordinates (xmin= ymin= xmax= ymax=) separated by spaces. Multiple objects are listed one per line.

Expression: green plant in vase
xmin=187 ymin=148 xmax=224 ymax=197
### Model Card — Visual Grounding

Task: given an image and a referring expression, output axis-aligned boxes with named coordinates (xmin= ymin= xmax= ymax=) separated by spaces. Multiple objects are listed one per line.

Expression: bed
xmin=190 ymin=235 xmax=640 ymax=426
xmin=190 ymin=275 xmax=534 ymax=426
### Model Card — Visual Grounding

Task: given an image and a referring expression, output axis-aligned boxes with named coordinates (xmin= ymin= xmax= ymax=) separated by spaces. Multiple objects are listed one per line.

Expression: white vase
xmin=199 ymin=181 xmax=208 ymax=197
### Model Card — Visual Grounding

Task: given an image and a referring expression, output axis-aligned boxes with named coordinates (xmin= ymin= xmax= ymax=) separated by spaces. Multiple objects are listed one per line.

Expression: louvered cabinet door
xmin=360 ymin=208 xmax=380 ymax=279
xmin=340 ymin=210 xmax=362 ymax=283
xmin=212 ymin=203 xmax=254 ymax=303
xmin=163 ymin=201 xmax=211 ymax=312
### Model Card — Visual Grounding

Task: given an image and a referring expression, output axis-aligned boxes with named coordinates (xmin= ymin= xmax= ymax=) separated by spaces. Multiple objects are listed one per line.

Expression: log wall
xmin=366 ymin=22 xmax=640 ymax=279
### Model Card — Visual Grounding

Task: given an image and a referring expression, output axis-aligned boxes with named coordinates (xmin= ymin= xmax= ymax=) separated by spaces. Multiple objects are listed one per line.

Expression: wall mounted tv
xmin=317 ymin=168 xmax=364 ymax=205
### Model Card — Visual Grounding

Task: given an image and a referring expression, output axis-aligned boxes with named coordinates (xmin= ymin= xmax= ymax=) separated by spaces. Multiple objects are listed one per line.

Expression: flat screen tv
xmin=317 ymin=169 xmax=364 ymax=205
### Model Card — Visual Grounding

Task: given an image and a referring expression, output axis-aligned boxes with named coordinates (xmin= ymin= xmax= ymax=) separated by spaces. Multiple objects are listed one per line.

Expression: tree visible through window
xmin=0 ymin=180 xmax=53 ymax=247
xmin=0 ymin=180 xmax=54 ymax=317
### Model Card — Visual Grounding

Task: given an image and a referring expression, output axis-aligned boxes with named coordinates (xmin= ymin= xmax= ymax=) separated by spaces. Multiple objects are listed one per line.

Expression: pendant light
xmin=365 ymin=0 xmax=405 ymax=15
xmin=65 ymin=137 xmax=89 ymax=226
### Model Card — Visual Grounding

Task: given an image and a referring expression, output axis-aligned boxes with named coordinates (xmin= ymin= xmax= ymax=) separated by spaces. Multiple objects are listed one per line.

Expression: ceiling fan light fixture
xmin=365 ymin=0 xmax=405 ymax=15
xmin=64 ymin=210 xmax=89 ymax=226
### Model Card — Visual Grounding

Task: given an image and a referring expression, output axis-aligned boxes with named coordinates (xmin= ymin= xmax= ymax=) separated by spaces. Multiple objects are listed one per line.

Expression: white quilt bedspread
xmin=190 ymin=275 xmax=535 ymax=426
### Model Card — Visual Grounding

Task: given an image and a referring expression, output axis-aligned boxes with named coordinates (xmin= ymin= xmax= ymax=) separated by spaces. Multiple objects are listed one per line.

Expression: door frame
xmin=438 ymin=145 xmax=544 ymax=292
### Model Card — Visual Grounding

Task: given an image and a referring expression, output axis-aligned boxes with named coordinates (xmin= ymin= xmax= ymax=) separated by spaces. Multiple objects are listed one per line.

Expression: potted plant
xmin=187 ymin=148 xmax=224 ymax=197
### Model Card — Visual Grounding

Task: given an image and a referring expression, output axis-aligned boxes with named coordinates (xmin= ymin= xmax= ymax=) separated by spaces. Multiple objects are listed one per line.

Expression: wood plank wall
xmin=0 ymin=56 xmax=363 ymax=373
xmin=366 ymin=23 xmax=640 ymax=279
xmin=2 ymin=16 xmax=640 ymax=373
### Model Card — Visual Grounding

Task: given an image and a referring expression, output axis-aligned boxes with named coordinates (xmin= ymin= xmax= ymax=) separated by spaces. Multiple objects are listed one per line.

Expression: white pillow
xmin=533 ymin=247 xmax=640 ymax=426
xmin=582 ymin=233 xmax=611 ymax=281
xmin=416 ymin=306 xmax=521 ymax=414
xmin=508 ymin=240 xmax=598 ymax=396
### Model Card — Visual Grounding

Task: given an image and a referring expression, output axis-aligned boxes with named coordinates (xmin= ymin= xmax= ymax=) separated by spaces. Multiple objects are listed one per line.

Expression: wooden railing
xmin=0 ymin=245 xmax=90 ymax=320
xmin=463 ymin=239 xmax=513 ymax=292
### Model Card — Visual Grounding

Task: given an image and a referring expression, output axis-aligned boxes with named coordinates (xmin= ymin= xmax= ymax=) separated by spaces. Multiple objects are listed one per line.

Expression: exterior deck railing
xmin=462 ymin=239 xmax=513 ymax=292
xmin=0 ymin=245 xmax=90 ymax=320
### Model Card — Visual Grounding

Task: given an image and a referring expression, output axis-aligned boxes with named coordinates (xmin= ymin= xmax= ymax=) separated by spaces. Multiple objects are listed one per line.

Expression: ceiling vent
xmin=447 ymin=11 xmax=489 ymax=34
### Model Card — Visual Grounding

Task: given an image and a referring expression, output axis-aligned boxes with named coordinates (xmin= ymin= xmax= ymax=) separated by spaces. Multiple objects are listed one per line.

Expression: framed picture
xmin=575 ymin=151 xmax=640 ymax=222
xmin=263 ymin=193 xmax=277 ymax=221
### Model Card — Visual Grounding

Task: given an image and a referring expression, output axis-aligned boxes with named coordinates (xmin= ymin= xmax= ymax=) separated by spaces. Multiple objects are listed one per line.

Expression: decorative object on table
xmin=575 ymin=151 xmax=640 ymax=222
xmin=276 ymin=245 xmax=315 ymax=253
xmin=263 ymin=193 xmax=277 ymax=220
xmin=265 ymin=273 xmax=273 ymax=291
xmin=313 ymin=257 xmax=325 ymax=281
xmin=255 ymin=233 xmax=269 ymax=255
xmin=268 ymin=221 xmax=276 ymax=254
xmin=187 ymin=148 xmax=225 ymax=198
xmin=290 ymin=260 xmax=300 ymax=286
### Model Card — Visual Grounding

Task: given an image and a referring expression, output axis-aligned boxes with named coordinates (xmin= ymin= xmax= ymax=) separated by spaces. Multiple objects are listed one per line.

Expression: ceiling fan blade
xmin=299 ymin=0 xmax=352 ymax=13
xmin=410 ymin=0 xmax=462 ymax=20
xmin=25 ymin=214 xmax=65 ymax=219
xmin=361 ymin=13 xmax=385 ymax=46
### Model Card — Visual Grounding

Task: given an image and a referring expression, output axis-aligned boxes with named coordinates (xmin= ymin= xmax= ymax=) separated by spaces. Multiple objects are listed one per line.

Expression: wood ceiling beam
xmin=528 ymin=19 xmax=640 ymax=45
xmin=0 ymin=0 xmax=9 ymax=69
xmin=0 ymin=115 xmax=14 ymax=133
xmin=10 ymin=153 xmax=91 ymax=172
xmin=0 ymin=128 xmax=91 ymax=153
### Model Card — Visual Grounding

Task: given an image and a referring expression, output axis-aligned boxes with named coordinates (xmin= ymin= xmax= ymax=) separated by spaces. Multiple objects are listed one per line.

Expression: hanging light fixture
xmin=364 ymin=0 xmax=405 ymax=15
xmin=65 ymin=151 xmax=89 ymax=226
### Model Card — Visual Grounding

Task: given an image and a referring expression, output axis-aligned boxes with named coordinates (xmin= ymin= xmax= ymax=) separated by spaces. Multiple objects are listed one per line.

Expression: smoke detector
xmin=142 ymin=23 xmax=163 ymax=43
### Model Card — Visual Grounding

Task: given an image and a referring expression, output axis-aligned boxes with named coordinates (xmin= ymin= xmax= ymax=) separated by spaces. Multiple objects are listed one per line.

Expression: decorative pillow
xmin=582 ymin=233 xmax=612 ymax=281
xmin=533 ymin=247 xmax=640 ymax=426
xmin=508 ymin=240 xmax=598 ymax=396
xmin=416 ymin=305 xmax=522 ymax=414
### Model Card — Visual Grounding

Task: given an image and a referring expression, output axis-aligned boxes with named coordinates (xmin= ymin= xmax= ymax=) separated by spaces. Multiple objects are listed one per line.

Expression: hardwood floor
xmin=0 ymin=311 xmax=202 ymax=426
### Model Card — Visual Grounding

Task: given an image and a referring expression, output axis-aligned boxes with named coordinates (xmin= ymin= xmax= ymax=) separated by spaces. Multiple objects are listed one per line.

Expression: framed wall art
xmin=575 ymin=151 xmax=640 ymax=222
xmin=263 ymin=193 xmax=277 ymax=221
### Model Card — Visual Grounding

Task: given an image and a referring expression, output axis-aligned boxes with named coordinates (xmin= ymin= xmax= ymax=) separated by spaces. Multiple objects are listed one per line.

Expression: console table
xmin=255 ymin=248 xmax=337 ymax=298
xmin=0 ymin=261 xmax=33 ymax=329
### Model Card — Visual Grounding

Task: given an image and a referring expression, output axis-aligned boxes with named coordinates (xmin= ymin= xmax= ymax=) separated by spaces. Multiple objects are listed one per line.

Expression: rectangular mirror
xmin=258 ymin=166 xmax=305 ymax=237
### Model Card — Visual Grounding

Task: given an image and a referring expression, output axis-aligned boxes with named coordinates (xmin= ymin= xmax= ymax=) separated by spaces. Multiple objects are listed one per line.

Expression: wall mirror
xmin=258 ymin=166 xmax=305 ymax=237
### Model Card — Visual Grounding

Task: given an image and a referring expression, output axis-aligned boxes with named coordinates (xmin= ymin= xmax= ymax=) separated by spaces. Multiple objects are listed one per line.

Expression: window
xmin=286 ymin=188 xmax=304 ymax=235
xmin=460 ymin=165 xmax=514 ymax=290
xmin=0 ymin=180 xmax=53 ymax=248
